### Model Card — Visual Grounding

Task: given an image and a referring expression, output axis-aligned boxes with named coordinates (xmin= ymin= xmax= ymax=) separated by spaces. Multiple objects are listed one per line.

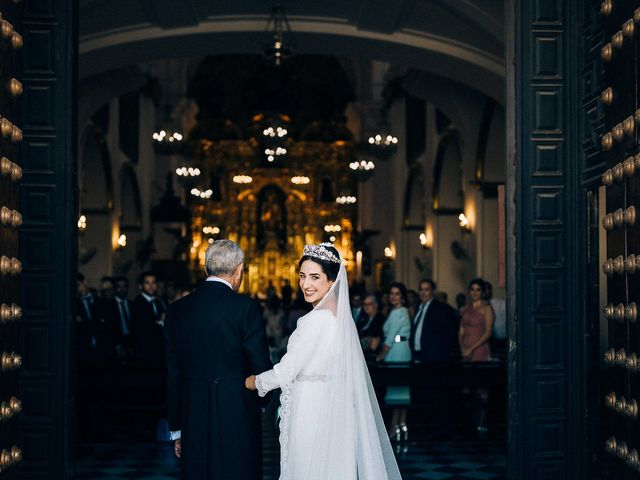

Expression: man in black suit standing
xmin=76 ymin=273 xmax=116 ymax=363
xmin=411 ymin=278 xmax=456 ymax=439
xmin=411 ymin=279 xmax=456 ymax=363
xmin=109 ymin=275 xmax=133 ymax=357
xmin=165 ymin=239 xmax=272 ymax=480
xmin=130 ymin=271 xmax=165 ymax=366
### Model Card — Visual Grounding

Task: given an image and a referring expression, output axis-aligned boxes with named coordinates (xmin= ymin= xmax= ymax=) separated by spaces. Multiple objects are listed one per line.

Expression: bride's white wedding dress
xmin=256 ymin=257 xmax=402 ymax=480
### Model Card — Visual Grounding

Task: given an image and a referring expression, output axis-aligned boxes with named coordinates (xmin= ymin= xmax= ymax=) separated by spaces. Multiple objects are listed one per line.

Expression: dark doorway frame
xmin=507 ymin=1 xmax=598 ymax=479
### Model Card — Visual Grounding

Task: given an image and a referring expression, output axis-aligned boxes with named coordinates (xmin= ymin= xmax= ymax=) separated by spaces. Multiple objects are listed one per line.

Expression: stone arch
xmin=432 ymin=129 xmax=464 ymax=214
xmin=119 ymin=163 xmax=143 ymax=229
xmin=79 ymin=124 xmax=114 ymax=212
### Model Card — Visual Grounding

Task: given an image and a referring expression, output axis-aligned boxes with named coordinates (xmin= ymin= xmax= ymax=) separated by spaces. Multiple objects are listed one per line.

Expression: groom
xmin=164 ymin=240 xmax=272 ymax=479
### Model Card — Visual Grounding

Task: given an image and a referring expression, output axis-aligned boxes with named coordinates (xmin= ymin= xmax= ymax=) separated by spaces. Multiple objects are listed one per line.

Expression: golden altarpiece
xmin=186 ymin=116 xmax=358 ymax=296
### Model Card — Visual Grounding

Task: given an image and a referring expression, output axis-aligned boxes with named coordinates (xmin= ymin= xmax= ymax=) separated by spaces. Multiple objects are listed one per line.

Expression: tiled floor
xmin=75 ymin=421 xmax=506 ymax=479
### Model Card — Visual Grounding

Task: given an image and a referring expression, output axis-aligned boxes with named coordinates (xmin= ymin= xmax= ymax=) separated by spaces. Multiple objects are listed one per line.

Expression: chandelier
xmin=259 ymin=114 xmax=290 ymax=165
xmin=190 ymin=187 xmax=213 ymax=199
xmin=366 ymin=111 xmax=398 ymax=160
xmin=336 ymin=195 xmax=357 ymax=205
xmin=153 ymin=105 xmax=184 ymax=155
xmin=233 ymin=175 xmax=253 ymax=184
xmin=176 ymin=167 xmax=201 ymax=177
xmin=291 ymin=176 xmax=310 ymax=185
xmin=349 ymin=158 xmax=376 ymax=181
xmin=264 ymin=5 xmax=293 ymax=66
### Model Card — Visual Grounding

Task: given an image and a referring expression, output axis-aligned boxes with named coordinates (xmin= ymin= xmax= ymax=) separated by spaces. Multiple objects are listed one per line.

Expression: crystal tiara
xmin=303 ymin=242 xmax=341 ymax=264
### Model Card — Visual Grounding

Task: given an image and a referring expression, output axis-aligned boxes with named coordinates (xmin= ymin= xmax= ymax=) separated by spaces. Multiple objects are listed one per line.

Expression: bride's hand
xmin=245 ymin=375 xmax=257 ymax=390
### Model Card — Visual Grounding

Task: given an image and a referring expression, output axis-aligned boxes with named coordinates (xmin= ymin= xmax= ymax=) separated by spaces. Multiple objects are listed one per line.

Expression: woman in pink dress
xmin=458 ymin=278 xmax=494 ymax=436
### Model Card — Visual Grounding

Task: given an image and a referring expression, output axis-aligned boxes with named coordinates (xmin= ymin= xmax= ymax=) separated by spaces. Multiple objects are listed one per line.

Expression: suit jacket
xmin=165 ymin=281 xmax=272 ymax=480
xmin=357 ymin=312 xmax=385 ymax=339
xmin=131 ymin=294 xmax=166 ymax=365
xmin=411 ymin=299 xmax=456 ymax=363
xmin=75 ymin=294 xmax=117 ymax=363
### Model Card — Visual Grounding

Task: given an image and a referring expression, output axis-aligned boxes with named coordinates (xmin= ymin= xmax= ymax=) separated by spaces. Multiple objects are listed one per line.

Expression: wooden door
xmin=599 ymin=0 xmax=640 ymax=477
xmin=0 ymin=2 xmax=24 ymax=478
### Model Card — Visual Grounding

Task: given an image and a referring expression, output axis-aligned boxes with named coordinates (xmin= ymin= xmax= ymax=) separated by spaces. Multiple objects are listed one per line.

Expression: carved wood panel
xmin=15 ymin=1 xmax=75 ymax=478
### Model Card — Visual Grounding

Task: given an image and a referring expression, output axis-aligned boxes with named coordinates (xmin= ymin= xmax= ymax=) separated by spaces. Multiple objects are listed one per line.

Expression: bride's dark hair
xmin=298 ymin=245 xmax=341 ymax=281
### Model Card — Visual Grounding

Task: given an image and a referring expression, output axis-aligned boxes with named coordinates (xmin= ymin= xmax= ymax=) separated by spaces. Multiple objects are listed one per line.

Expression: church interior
xmin=0 ymin=0 xmax=638 ymax=479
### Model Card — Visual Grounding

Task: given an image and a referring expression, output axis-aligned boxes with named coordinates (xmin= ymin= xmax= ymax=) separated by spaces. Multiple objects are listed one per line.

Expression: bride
xmin=245 ymin=243 xmax=402 ymax=479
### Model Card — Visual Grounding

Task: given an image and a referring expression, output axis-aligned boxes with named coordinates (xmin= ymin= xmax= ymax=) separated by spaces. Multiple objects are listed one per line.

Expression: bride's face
xmin=299 ymin=260 xmax=334 ymax=306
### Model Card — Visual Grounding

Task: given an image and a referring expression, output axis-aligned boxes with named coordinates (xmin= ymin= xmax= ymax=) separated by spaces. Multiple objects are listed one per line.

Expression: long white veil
xmin=308 ymin=253 xmax=402 ymax=479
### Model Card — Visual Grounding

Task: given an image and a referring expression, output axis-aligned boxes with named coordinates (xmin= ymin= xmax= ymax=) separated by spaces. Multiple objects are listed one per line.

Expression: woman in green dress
xmin=377 ymin=281 xmax=412 ymax=440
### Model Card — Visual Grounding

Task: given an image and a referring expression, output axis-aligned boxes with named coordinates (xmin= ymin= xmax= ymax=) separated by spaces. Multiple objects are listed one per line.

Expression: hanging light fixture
xmin=336 ymin=195 xmax=357 ymax=205
xmin=349 ymin=158 xmax=376 ymax=182
xmin=153 ymin=104 xmax=185 ymax=155
xmin=367 ymin=110 xmax=398 ymax=160
xmin=291 ymin=176 xmax=310 ymax=185
xmin=264 ymin=5 xmax=293 ymax=66
xmin=232 ymin=175 xmax=253 ymax=184
xmin=176 ymin=167 xmax=201 ymax=178
xmin=190 ymin=187 xmax=213 ymax=199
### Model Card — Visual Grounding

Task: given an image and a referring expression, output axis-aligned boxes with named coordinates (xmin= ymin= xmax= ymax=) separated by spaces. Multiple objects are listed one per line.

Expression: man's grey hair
xmin=364 ymin=294 xmax=378 ymax=307
xmin=205 ymin=240 xmax=244 ymax=276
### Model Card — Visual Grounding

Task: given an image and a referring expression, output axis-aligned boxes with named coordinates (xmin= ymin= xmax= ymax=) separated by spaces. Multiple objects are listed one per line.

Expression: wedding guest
xmin=377 ymin=282 xmax=411 ymax=441
xmin=459 ymin=278 xmax=494 ymax=437
xmin=434 ymin=290 xmax=460 ymax=357
xmin=99 ymin=276 xmax=116 ymax=300
xmin=112 ymin=275 xmax=133 ymax=356
xmin=357 ymin=294 xmax=385 ymax=354
xmin=76 ymin=273 xmax=119 ymax=441
xmin=76 ymin=273 xmax=100 ymax=364
xmin=131 ymin=271 xmax=166 ymax=366
xmin=77 ymin=273 xmax=116 ymax=363
xmin=114 ymin=276 xmax=130 ymax=302
xmin=412 ymin=279 xmax=456 ymax=364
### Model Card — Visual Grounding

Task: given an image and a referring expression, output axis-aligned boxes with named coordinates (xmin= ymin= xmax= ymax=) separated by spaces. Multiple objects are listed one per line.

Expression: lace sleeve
xmin=255 ymin=310 xmax=326 ymax=394
xmin=255 ymin=374 xmax=269 ymax=397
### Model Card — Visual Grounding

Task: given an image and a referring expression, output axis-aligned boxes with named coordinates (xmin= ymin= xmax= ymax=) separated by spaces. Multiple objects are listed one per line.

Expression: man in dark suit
xmin=130 ymin=271 xmax=165 ymax=366
xmin=76 ymin=273 xmax=116 ymax=364
xmin=411 ymin=278 xmax=457 ymax=439
xmin=102 ymin=275 xmax=134 ymax=358
xmin=165 ymin=239 xmax=272 ymax=480
xmin=411 ymin=279 xmax=456 ymax=363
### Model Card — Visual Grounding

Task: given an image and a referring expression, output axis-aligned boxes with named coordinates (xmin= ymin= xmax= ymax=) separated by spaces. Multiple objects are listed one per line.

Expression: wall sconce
xmin=77 ymin=214 xmax=87 ymax=233
xmin=116 ymin=234 xmax=127 ymax=250
xmin=384 ymin=246 xmax=394 ymax=259
xmin=459 ymin=213 xmax=471 ymax=233
xmin=419 ymin=232 xmax=433 ymax=249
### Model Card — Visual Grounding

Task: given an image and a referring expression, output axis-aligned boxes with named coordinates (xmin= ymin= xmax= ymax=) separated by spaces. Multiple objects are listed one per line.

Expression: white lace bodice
xmin=256 ymin=308 xmax=336 ymax=396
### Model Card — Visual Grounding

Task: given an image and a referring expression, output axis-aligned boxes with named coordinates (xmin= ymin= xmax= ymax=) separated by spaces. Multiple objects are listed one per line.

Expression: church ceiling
xmin=78 ymin=0 xmax=504 ymax=102
xmin=187 ymin=55 xmax=355 ymax=135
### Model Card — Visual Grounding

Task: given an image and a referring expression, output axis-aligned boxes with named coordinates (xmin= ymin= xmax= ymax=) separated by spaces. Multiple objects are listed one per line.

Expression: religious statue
xmin=257 ymin=185 xmax=287 ymax=252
